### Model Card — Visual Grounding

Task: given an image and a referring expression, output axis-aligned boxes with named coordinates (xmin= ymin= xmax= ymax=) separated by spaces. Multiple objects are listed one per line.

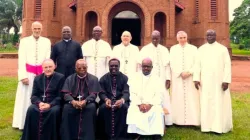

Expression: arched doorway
xmin=108 ymin=2 xmax=144 ymax=47
xmin=154 ymin=12 xmax=166 ymax=45
xmin=85 ymin=11 xmax=98 ymax=40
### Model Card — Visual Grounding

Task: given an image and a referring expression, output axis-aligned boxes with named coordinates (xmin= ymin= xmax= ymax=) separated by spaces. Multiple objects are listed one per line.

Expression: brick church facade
xmin=21 ymin=0 xmax=230 ymax=49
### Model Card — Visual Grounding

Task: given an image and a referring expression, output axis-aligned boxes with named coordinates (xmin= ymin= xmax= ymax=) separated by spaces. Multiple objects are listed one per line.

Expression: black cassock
xmin=21 ymin=72 xmax=65 ymax=140
xmin=97 ymin=72 xmax=130 ymax=140
xmin=61 ymin=73 xmax=101 ymax=140
xmin=51 ymin=40 xmax=83 ymax=78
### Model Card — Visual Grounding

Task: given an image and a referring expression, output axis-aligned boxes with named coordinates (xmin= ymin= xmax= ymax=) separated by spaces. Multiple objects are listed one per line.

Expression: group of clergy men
xmin=12 ymin=21 xmax=233 ymax=140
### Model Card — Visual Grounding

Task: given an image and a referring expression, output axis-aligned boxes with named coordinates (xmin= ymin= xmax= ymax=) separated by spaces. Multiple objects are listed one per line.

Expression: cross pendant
xmin=42 ymin=95 xmax=46 ymax=101
xmin=77 ymin=95 xmax=83 ymax=101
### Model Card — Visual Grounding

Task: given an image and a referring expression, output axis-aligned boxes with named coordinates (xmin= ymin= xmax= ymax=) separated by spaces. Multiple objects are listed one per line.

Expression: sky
xmin=229 ymin=0 xmax=244 ymax=21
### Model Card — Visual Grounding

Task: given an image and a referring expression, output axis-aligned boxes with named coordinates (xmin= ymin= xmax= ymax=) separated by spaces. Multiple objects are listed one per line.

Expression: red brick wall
xmin=22 ymin=0 xmax=230 ymax=48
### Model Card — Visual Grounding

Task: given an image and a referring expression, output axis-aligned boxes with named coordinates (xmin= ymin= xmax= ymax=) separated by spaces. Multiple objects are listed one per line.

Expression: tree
xmin=0 ymin=0 xmax=22 ymax=35
xmin=230 ymin=0 xmax=250 ymax=48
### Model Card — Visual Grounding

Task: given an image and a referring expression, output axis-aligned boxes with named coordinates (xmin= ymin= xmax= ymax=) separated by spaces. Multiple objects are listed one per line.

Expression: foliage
xmin=0 ymin=42 xmax=18 ymax=53
xmin=0 ymin=0 xmax=22 ymax=35
xmin=230 ymin=0 xmax=250 ymax=49
xmin=0 ymin=77 xmax=250 ymax=140
xmin=231 ymin=43 xmax=250 ymax=56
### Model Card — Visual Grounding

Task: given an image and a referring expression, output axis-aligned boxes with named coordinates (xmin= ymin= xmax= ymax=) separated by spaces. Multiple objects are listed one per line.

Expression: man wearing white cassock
xmin=81 ymin=26 xmax=112 ymax=80
xmin=112 ymin=31 xmax=140 ymax=78
xmin=12 ymin=21 xmax=51 ymax=129
xmin=169 ymin=31 xmax=200 ymax=126
xmin=193 ymin=29 xmax=233 ymax=133
xmin=140 ymin=30 xmax=172 ymax=125
xmin=127 ymin=58 xmax=164 ymax=140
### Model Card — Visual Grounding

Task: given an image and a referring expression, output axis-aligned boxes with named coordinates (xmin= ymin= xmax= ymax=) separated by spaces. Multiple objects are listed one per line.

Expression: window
xmin=53 ymin=0 xmax=57 ymax=17
xmin=34 ymin=0 xmax=42 ymax=19
xmin=211 ymin=0 xmax=217 ymax=20
xmin=195 ymin=0 xmax=199 ymax=20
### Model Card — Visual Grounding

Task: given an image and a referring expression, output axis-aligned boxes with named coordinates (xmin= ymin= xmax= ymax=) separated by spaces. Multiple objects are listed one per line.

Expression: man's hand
xmin=194 ymin=81 xmax=200 ymax=90
xmin=165 ymin=80 xmax=170 ymax=90
xmin=181 ymin=72 xmax=191 ymax=80
xmin=222 ymin=82 xmax=229 ymax=91
xmin=144 ymin=104 xmax=152 ymax=113
xmin=114 ymin=99 xmax=123 ymax=108
xmin=21 ymin=78 xmax=29 ymax=85
xmin=71 ymin=100 xmax=81 ymax=109
xmin=39 ymin=103 xmax=50 ymax=111
xmin=39 ymin=102 xmax=45 ymax=109
xmin=105 ymin=99 xmax=111 ymax=108
xmin=79 ymin=100 xmax=87 ymax=109
xmin=138 ymin=104 xmax=145 ymax=113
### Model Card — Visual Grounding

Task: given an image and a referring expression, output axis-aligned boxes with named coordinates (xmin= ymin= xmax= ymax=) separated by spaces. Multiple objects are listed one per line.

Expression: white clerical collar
xmin=77 ymin=74 xmax=87 ymax=79
xmin=63 ymin=38 xmax=72 ymax=42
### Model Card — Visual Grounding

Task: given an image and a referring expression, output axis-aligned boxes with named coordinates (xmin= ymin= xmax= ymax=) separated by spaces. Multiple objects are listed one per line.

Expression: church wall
xmin=21 ymin=0 xmax=230 ymax=49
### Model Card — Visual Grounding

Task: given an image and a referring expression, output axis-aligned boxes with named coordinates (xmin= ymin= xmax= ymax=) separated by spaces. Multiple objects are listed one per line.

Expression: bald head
xmin=151 ymin=30 xmax=161 ymax=47
xmin=141 ymin=57 xmax=153 ymax=76
xmin=62 ymin=26 xmax=72 ymax=40
xmin=206 ymin=29 xmax=216 ymax=44
xmin=75 ymin=59 xmax=88 ymax=77
xmin=93 ymin=26 xmax=102 ymax=31
xmin=31 ymin=21 xmax=42 ymax=39
xmin=32 ymin=21 xmax=42 ymax=29
xmin=121 ymin=31 xmax=132 ymax=46
xmin=42 ymin=59 xmax=55 ymax=77
xmin=76 ymin=59 xmax=87 ymax=66
xmin=93 ymin=26 xmax=102 ymax=40
xmin=176 ymin=31 xmax=188 ymax=46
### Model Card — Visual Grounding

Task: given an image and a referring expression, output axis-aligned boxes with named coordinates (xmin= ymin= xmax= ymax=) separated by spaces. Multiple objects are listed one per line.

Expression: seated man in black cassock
xmin=61 ymin=59 xmax=101 ymax=140
xmin=21 ymin=59 xmax=65 ymax=140
xmin=97 ymin=58 xmax=130 ymax=140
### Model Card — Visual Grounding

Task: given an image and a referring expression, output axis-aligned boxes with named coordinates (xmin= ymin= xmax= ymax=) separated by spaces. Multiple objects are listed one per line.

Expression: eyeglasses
xmin=142 ymin=65 xmax=153 ymax=68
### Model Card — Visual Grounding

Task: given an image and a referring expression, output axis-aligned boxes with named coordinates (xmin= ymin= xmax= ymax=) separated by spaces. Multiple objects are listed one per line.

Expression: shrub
xmin=239 ymin=44 xmax=245 ymax=50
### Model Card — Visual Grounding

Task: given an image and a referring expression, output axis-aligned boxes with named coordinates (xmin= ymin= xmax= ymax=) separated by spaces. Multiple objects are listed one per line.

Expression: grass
xmin=230 ymin=43 xmax=250 ymax=56
xmin=0 ymin=43 xmax=18 ymax=53
xmin=0 ymin=77 xmax=249 ymax=140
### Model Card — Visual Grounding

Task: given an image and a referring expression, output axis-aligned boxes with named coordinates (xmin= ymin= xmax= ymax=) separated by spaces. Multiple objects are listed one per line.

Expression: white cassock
xmin=140 ymin=43 xmax=172 ymax=125
xmin=82 ymin=39 xmax=112 ymax=79
xmin=112 ymin=43 xmax=140 ymax=78
xmin=12 ymin=36 xmax=51 ymax=129
xmin=193 ymin=41 xmax=233 ymax=133
xmin=127 ymin=73 xmax=164 ymax=136
xmin=169 ymin=43 xmax=200 ymax=125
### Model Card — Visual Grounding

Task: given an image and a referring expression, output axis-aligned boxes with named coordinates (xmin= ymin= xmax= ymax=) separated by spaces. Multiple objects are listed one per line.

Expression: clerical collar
xmin=45 ymin=73 xmax=54 ymax=79
xmin=63 ymin=38 xmax=72 ymax=42
xmin=77 ymin=74 xmax=86 ymax=79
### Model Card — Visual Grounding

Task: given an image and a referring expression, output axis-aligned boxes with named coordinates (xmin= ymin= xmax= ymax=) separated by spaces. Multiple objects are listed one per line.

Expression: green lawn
xmin=0 ymin=77 xmax=249 ymax=140
xmin=231 ymin=43 xmax=250 ymax=56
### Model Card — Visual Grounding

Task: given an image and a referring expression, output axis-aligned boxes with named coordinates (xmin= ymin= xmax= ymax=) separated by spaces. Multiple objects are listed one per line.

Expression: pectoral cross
xmin=94 ymin=56 xmax=97 ymax=60
xmin=125 ymin=60 xmax=128 ymax=64
xmin=42 ymin=95 xmax=46 ymax=101
xmin=77 ymin=95 xmax=83 ymax=101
